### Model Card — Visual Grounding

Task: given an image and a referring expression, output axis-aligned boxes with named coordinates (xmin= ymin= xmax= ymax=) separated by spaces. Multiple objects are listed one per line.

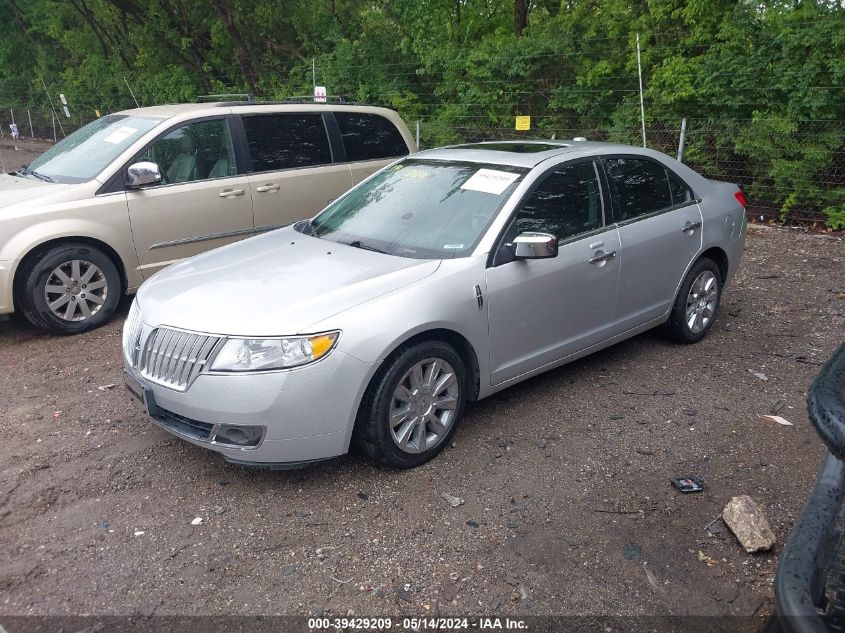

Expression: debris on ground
xmin=622 ymin=543 xmax=641 ymax=560
xmin=134 ymin=530 xmax=145 ymax=536
xmin=190 ymin=517 xmax=203 ymax=526
xmin=98 ymin=383 xmax=117 ymax=391
xmin=750 ymin=370 xmax=769 ymax=381
xmin=698 ymin=550 xmax=718 ymax=566
xmin=643 ymin=563 xmax=660 ymax=590
xmin=761 ymin=415 xmax=793 ymax=426
xmin=672 ymin=476 xmax=704 ymax=493
xmin=722 ymin=495 xmax=776 ymax=553
xmin=442 ymin=492 xmax=464 ymax=507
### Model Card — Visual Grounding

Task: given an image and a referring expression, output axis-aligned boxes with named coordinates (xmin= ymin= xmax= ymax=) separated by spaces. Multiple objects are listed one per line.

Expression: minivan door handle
xmin=255 ymin=184 xmax=280 ymax=193
xmin=588 ymin=250 xmax=616 ymax=265
xmin=218 ymin=188 xmax=245 ymax=198
xmin=682 ymin=220 xmax=702 ymax=233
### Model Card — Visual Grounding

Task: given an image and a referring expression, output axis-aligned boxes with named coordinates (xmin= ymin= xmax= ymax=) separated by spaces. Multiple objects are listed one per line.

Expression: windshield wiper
xmin=346 ymin=240 xmax=389 ymax=255
xmin=295 ymin=219 xmax=319 ymax=237
xmin=28 ymin=170 xmax=55 ymax=183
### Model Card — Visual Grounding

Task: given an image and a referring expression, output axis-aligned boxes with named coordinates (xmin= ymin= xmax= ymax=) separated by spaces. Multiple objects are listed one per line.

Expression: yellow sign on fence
xmin=515 ymin=115 xmax=531 ymax=131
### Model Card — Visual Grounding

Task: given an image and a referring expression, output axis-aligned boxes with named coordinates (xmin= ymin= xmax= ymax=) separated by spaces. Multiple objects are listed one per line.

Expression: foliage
xmin=0 ymin=0 xmax=843 ymax=226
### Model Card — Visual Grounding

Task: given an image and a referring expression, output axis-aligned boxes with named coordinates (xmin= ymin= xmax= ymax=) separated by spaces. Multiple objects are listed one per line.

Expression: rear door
xmin=333 ymin=111 xmax=411 ymax=185
xmin=125 ymin=116 xmax=254 ymax=278
xmin=240 ymin=112 xmax=353 ymax=232
xmin=602 ymin=156 xmax=702 ymax=331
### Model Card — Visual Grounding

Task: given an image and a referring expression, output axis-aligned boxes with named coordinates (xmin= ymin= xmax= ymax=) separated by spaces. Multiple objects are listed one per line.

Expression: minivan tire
xmin=18 ymin=243 xmax=122 ymax=335
xmin=354 ymin=340 xmax=467 ymax=469
xmin=665 ymin=257 xmax=722 ymax=344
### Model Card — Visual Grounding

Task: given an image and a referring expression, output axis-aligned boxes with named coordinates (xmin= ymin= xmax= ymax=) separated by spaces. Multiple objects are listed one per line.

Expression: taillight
xmin=734 ymin=190 xmax=747 ymax=208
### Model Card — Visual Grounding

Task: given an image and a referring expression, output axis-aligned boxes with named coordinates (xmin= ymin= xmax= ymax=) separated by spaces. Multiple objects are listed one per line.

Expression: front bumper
xmin=0 ymin=259 xmax=14 ymax=315
xmin=123 ymin=347 xmax=374 ymax=466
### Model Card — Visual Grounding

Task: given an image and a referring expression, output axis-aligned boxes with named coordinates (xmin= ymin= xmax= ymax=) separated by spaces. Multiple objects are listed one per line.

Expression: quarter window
xmin=335 ymin=113 xmax=409 ymax=162
xmin=139 ymin=119 xmax=235 ymax=184
xmin=604 ymin=157 xmax=673 ymax=221
xmin=668 ymin=169 xmax=693 ymax=205
xmin=513 ymin=162 xmax=603 ymax=241
xmin=242 ymin=113 xmax=332 ymax=172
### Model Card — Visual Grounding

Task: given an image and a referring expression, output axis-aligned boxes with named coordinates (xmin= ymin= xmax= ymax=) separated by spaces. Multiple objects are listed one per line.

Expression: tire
xmin=17 ymin=242 xmax=122 ymax=335
xmin=354 ymin=340 xmax=468 ymax=469
xmin=664 ymin=257 xmax=722 ymax=344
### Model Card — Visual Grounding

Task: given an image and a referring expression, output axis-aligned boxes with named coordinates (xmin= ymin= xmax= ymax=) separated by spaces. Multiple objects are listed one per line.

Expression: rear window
xmin=335 ymin=113 xmax=409 ymax=162
xmin=242 ymin=113 xmax=331 ymax=172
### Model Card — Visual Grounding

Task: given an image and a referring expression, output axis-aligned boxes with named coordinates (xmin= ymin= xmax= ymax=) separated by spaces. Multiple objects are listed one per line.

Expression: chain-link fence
xmin=1 ymin=101 xmax=842 ymax=227
xmin=417 ymin=117 xmax=845 ymax=227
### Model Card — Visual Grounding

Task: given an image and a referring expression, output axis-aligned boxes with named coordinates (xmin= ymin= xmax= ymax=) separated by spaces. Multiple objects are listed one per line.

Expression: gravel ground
xmin=0 ymin=223 xmax=843 ymax=625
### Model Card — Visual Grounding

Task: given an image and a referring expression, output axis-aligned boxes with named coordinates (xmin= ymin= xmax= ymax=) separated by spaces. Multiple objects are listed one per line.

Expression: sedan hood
xmin=0 ymin=173 xmax=71 ymax=209
xmin=137 ymin=227 xmax=441 ymax=336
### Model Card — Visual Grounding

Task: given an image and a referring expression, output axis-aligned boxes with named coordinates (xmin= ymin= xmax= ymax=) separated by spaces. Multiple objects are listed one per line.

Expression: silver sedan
xmin=123 ymin=140 xmax=746 ymax=468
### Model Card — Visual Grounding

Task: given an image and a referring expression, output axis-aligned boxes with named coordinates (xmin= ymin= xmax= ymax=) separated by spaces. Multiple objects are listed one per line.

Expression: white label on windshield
xmin=460 ymin=168 xmax=519 ymax=195
xmin=103 ymin=126 xmax=138 ymax=144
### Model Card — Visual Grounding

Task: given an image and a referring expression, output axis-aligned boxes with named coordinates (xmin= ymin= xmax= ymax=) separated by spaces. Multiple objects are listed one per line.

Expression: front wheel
xmin=17 ymin=243 xmax=122 ymax=335
xmin=664 ymin=257 xmax=722 ymax=344
xmin=354 ymin=340 xmax=468 ymax=469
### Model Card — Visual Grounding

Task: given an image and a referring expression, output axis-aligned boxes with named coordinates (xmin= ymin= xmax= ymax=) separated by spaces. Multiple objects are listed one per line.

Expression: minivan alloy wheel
xmin=44 ymin=259 xmax=108 ymax=322
xmin=685 ymin=270 xmax=718 ymax=334
xmin=390 ymin=357 xmax=459 ymax=454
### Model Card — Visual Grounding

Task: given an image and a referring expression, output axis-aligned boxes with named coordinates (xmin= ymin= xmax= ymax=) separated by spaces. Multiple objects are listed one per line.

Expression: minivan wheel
xmin=665 ymin=257 xmax=722 ymax=344
xmin=18 ymin=243 xmax=121 ymax=335
xmin=355 ymin=340 xmax=467 ymax=469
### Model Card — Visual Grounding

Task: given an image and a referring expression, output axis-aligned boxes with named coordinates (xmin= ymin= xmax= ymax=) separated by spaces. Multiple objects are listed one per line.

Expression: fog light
xmin=213 ymin=424 xmax=264 ymax=447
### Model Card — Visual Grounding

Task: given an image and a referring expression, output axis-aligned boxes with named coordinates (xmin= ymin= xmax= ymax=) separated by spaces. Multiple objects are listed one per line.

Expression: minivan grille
xmin=139 ymin=327 xmax=222 ymax=391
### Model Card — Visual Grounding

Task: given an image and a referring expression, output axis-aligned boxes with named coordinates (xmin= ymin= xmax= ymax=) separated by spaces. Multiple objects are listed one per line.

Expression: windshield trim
xmin=307 ymin=158 xmax=529 ymax=260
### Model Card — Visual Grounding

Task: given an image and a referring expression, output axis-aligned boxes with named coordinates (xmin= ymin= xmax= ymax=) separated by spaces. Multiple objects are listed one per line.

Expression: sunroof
xmin=453 ymin=142 xmax=568 ymax=153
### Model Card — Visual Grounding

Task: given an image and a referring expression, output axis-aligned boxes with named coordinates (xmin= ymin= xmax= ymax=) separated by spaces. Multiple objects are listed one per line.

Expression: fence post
xmin=636 ymin=32 xmax=647 ymax=148
xmin=28 ymin=110 xmax=33 ymax=138
xmin=52 ymin=111 xmax=57 ymax=143
xmin=416 ymin=120 xmax=420 ymax=149
xmin=677 ymin=117 xmax=688 ymax=162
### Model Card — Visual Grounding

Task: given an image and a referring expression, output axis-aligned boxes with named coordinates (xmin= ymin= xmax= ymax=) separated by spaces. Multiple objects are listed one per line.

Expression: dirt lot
xmin=0 ymin=226 xmax=843 ymax=625
xmin=0 ymin=137 xmax=51 ymax=173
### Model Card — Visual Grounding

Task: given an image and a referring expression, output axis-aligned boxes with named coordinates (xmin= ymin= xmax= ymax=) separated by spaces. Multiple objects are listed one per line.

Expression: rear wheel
xmin=17 ymin=243 xmax=121 ymax=335
xmin=355 ymin=340 xmax=467 ymax=469
xmin=664 ymin=257 xmax=722 ymax=344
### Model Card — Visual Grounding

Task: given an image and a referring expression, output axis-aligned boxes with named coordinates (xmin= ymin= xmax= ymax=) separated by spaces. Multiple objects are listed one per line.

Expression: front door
xmin=602 ymin=156 xmax=703 ymax=331
xmin=126 ymin=117 xmax=254 ymax=278
xmin=240 ymin=112 xmax=353 ymax=232
xmin=486 ymin=160 xmax=621 ymax=385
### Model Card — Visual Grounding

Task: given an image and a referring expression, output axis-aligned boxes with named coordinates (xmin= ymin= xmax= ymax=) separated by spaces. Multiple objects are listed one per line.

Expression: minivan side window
xmin=604 ymin=157 xmax=673 ymax=221
xmin=513 ymin=162 xmax=603 ymax=241
xmin=335 ymin=113 xmax=409 ymax=162
xmin=242 ymin=113 xmax=332 ymax=172
xmin=139 ymin=118 xmax=235 ymax=184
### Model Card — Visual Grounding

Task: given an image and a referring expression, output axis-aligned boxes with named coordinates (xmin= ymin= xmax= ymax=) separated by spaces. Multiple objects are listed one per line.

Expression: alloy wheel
xmin=685 ymin=270 xmax=718 ymax=334
xmin=44 ymin=259 xmax=108 ymax=322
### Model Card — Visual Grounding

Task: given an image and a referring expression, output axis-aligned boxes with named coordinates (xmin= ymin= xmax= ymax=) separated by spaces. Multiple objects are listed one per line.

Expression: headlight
xmin=209 ymin=332 xmax=339 ymax=372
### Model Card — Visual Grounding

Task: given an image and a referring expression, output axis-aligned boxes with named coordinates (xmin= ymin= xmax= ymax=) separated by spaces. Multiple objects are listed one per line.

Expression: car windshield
xmin=23 ymin=114 xmax=162 ymax=184
xmin=309 ymin=159 xmax=527 ymax=259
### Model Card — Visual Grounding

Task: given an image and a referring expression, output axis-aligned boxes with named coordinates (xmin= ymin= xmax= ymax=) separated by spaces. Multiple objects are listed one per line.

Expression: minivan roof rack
xmin=196 ymin=93 xmax=255 ymax=103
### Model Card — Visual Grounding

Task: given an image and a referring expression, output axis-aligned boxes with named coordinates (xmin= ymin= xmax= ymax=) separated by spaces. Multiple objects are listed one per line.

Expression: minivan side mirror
xmin=512 ymin=232 xmax=558 ymax=259
xmin=127 ymin=161 xmax=162 ymax=188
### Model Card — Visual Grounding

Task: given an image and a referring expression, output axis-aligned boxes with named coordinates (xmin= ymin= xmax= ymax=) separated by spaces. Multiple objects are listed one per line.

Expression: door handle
xmin=255 ymin=184 xmax=280 ymax=193
xmin=682 ymin=220 xmax=702 ymax=233
xmin=218 ymin=189 xmax=245 ymax=198
xmin=588 ymin=250 xmax=617 ymax=265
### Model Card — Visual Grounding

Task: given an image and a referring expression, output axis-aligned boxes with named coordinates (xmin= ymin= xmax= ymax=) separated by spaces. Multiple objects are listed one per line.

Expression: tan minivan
xmin=0 ymin=101 xmax=416 ymax=333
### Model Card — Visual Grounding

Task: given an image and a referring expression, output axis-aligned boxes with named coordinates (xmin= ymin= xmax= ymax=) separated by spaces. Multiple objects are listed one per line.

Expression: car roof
xmin=415 ymin=140 xmax=638 ymax=168
xmin=113 ymin=101 xmax=399 ymax=119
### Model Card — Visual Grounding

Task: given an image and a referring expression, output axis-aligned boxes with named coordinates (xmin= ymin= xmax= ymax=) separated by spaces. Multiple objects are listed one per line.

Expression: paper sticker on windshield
xmin=103 ymin=126 xmax=138 ymax=144
xmin=443 ymin=244 xmax=465 ymax=249
xmin=460 ymin=169 xmax=520 ymax=195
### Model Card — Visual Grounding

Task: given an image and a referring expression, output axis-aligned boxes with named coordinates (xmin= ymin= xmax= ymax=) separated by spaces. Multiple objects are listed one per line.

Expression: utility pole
xmin=636 ymin=33 xmax=646 ymax=148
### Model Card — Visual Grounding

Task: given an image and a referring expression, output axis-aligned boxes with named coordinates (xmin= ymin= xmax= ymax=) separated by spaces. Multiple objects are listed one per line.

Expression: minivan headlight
xmin=209 ymin=332 xmax=339 ymax=372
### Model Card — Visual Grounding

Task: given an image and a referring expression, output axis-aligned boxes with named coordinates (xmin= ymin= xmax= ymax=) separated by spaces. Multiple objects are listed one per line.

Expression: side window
xmin=242 ymin=113 xmax=331 ymax=172
xmin=139 ymin=119 xmax=235 ymax=184
xmin=335 ymin=112 xmax=409 ymax=162
xmin=667 ymin=169 xmax=693 ymax=205
xmin=513 ymin=162 xmax=603 ymax=241
xmin=604 ymin=157 xmax=672 ymax=221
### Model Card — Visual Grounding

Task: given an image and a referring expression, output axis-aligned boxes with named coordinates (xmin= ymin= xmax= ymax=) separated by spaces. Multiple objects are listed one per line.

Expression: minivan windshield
xmin=22 ymin=114 xmax=162 ymax=184
xmin=308 ymin=159 xmax=527 ymax=259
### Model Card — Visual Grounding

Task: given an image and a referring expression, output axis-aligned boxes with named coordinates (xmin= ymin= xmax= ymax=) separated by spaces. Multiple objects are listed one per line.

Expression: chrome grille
xmin=139 ymin=327 xmax=222 ymax=391
xmin=122 ymin=300 xmax=143 ymax=366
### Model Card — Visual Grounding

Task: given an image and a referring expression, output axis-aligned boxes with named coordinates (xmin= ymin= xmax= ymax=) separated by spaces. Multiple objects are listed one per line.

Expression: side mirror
xmin=127 ymin=161 xmax=162 ymax=188
xmin=512 ymin=232 xmax=558 ymax=259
